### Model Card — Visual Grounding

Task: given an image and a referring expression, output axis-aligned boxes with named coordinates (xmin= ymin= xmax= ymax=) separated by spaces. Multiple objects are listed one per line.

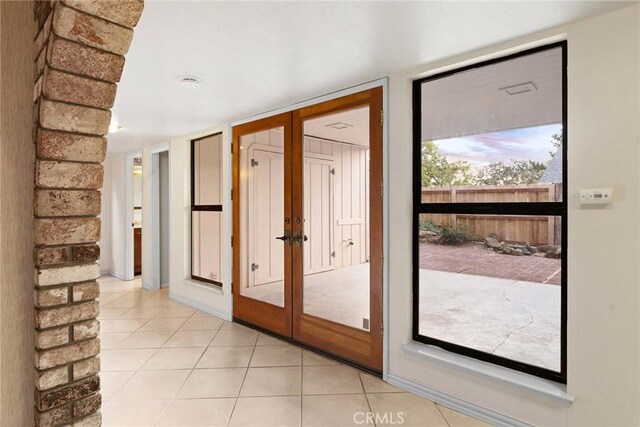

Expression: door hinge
xmin=230 ymin=189 xmax=233 ymax=200
xmin=380 ymin=109 xmax=384 ymax=127
xmin=381 ymin=322 xmax=384 ymax=337
xmin=251 ymin=263 xmax=259 ymax=272
xmin=251 ymin=159 xmax=259 ymax=167
xmin=231 ymin=142 xmax=234 ymax=153
xmin=380 ymin=181 xmax=384 ymax=198
xmin=231 ymin=236 xmax=233 ymax=247
xmin=381 ymin=250 xmax=384 ymax=264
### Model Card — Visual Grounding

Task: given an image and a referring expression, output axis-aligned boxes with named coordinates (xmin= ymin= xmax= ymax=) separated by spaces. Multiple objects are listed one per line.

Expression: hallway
xmin=98 ymin=276 xmax=487 ymax=426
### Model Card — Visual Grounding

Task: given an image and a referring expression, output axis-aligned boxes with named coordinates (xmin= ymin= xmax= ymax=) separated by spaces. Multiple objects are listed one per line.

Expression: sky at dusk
xmin=433 ymin=123 xmax=562 ymax=169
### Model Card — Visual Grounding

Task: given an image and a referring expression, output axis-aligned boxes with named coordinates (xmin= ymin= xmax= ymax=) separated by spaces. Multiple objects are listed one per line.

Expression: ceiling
xmin=422 ymin=45 xmax=562 ymax=140
xmin=107 ymin=0 xmax=633 ymax=155
xmin=305 ymin=107 xmax=370 ymax=147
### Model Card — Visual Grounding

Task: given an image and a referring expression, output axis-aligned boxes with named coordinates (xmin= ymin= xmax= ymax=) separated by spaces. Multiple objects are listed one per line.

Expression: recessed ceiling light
xmin=326 ymin=122 xmax=353 ymax=130
xmin=499 ymin=82 xmax=537 ymax=96
xmin=179 ymin=76 xmax=202 ymax=89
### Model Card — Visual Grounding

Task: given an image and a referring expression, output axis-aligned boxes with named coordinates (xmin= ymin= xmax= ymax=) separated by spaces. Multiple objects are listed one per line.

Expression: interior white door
xmin=303 ymin=157 xmax=334 ymax=275
xmin=249 ymin=149 xmax=285 ymax=286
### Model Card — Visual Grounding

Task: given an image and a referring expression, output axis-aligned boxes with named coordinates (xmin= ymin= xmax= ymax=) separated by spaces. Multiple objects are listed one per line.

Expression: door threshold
xmin=233 ymin=317 xmax=382 ymax=378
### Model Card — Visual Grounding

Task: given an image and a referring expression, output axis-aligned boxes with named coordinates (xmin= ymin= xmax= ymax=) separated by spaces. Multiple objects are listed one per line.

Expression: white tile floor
xmin=98 ymin=275 xmax=489 ymax=427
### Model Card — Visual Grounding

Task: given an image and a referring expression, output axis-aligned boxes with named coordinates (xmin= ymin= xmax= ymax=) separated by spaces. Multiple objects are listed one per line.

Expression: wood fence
xmin=421 ymin=184 xmax=562 ymax=246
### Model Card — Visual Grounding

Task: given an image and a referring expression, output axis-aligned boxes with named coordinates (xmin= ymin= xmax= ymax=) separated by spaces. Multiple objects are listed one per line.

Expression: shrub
xmin=419 ymin=220 xmax=441 ymax=235
xmin=438 ymin=223 xmax=475 ymax=245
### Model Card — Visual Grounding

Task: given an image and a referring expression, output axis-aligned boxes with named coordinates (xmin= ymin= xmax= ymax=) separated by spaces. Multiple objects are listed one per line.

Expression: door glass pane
xmin=239 ymin=127 xmax=285 ymax=307
xmin=417 ymin=212 xmax=562 ymax=372
xmin=301 ymin=106 xmax=371 ymax=331
xmin=192 ymin=211 xmax=221 ymax=283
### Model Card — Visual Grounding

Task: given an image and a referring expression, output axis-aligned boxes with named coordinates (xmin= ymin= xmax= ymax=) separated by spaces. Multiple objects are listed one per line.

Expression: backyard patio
xmin=419 ymin=241 xmax=562 ymax=285
xmin=418 ymin=241 xmax=561 ymax=372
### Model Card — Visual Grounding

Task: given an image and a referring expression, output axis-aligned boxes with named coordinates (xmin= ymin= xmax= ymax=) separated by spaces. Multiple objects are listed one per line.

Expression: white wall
xmin=133 ymin=169 xmax=142 ymax=207
xmin=141 ymin=146 xmax=151 ymax=287
xmin=100 ymin=154 xmax=128 ymax=279
xmin=386 ymin=5 xmax=639 ymax=426
xmin=99 ymin=156 xmax=112 ymax=274
xmin=159 ymin=151 xmax=170 ymax=284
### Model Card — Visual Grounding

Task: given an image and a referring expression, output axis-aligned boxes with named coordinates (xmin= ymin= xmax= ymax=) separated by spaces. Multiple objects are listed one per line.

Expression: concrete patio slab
xmin=419 ymin=269 xmax=560 ymax=372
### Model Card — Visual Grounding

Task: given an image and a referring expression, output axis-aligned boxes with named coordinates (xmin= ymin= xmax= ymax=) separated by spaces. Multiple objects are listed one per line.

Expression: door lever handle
xmin=275 ymin=230 xmax=291 ymax=246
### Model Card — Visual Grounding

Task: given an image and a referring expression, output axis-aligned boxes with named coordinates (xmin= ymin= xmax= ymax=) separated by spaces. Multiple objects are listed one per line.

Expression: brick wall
xmin=32 ymin=1 xmax=143 ymax=425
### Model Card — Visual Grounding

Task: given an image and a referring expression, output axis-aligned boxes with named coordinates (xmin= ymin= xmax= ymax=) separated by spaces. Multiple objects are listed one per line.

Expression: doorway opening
xmin=131 ymin=155 xmax=143 ymax=279
xmin=233 ymin=87 xmax=383 ymax=372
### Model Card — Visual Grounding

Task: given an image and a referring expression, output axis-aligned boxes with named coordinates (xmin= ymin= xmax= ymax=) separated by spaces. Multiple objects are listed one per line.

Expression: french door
xmin=232 ymin=87 xmax=383 ymax=371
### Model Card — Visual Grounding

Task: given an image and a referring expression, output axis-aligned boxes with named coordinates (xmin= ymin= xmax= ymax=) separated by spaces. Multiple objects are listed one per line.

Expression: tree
xmin=421 ymin=141 xmax=473 ymax=187
xmin=474 ymin=160 xmax=547 ymax=185
xmin=549 ymin=131 xmax=562 ymax=157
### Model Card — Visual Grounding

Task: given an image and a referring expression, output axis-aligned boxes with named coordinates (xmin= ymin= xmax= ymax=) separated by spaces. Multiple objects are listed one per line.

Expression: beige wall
xmin=387 ymin=5 xmax=640 ymax=426
xmin=0 ymin=1 xmax=35 ymax=425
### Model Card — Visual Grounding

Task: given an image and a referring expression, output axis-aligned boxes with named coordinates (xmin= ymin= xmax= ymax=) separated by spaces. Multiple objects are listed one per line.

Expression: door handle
xmin=275 ymin=230 xmax=291 ymax=246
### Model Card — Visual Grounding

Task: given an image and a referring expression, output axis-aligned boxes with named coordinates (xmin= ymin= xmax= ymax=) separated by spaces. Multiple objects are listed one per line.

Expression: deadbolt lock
xmin=292 ymin=231 xmax=309 ymax=246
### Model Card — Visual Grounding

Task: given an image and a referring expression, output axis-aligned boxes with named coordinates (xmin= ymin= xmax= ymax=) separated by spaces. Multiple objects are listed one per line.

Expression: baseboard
xmin=169 ymin=291 xmax=232 ymax=321
xmin=99 ymin=268 xmax=111 ymax=276
xmin=142 ymin=281 xmax=160 ymax=291
xmin=386 ymin=372 xmax=530 ymax=427
xmin=109 ymin=272 xmax=127 ymax=281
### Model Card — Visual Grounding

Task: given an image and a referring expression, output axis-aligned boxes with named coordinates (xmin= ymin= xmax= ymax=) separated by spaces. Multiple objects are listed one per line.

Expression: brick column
xmin=33 ymin=1 xmax=143 ymax=425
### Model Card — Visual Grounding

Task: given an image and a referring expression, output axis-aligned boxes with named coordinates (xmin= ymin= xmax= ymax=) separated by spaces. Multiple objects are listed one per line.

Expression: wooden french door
xmin=232 ymin=112 xmax=293 ymax=337
xmin=233 ymin=87 xmax=383 ymax=372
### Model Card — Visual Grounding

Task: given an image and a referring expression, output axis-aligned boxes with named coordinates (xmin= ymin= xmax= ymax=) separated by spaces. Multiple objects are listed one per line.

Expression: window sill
xmin=183 ymin=279 xmax=224 ymax=294
xmin=401 ymin=342 xmax=574 ymax=405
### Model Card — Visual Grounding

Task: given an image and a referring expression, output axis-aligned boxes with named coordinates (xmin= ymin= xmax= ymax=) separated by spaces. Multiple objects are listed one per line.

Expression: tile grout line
xmin=358 ymin=372 xmax=377 ymax=427
xmin=226 ymin=340 xmax=258 ymax=426
xmin=101 ymin=280 xmax=213 ymax=425
xmin=148 ymin=310 xmax=225 ymax=425
xmin=100 ymin=280 xmax=212 ymax=401
xmin=300 ymin=352 xmax=304 ymax=427
xmin=435 ymin=403 xmax=452 ymax=427
xmin=100 ymin=277 xmax=483 ymax=426
xmin=99 ymin=287 xmax=143 ymax=402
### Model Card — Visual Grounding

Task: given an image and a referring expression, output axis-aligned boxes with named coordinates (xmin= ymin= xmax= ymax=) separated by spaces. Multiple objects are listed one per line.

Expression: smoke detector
xmin=179 ymin=76 xmax=202 ymax=89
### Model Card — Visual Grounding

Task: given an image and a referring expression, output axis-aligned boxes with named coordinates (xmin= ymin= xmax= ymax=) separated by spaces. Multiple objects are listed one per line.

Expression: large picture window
xmin=191 ymin=133 xmax=223 ymax=286
xmin=413 ymin=42 xmax=567 ymax=382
